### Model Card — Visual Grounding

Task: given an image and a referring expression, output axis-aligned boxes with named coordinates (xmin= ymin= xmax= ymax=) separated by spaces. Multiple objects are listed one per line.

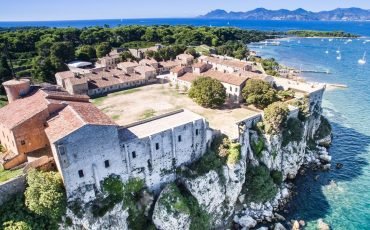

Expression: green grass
xmin=0 ymin=167 xmax=24 ymax=183
xmin=140 ymin=109 xmax=156 ymax=120
xmin=0 ymin=95 xmax=8 ymax=108
xmin=111 ymin=114 xmax=120 ymax=120
xmin=92 ymin=88 xmax=142 ymax=106
xmin=110 ymin=88 xmax=142 ymax=96
xmin=92 ymin=97 xmax=107 ymax=106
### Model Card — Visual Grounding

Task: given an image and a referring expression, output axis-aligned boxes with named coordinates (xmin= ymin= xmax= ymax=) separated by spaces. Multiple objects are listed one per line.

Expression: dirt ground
xmin=93 ymin=83 xmax=260 ymax=138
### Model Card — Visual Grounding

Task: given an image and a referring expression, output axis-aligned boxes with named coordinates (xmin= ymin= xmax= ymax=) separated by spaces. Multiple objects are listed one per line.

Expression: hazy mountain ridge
xmin=200 ymin=7 xmax=370 ymax=21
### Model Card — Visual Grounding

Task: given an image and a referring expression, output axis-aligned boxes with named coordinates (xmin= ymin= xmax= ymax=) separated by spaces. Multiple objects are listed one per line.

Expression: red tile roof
xmin=177 ymin=72 xmax=199 ymax=83
xmin=201 ymin=70 xmax=248 ymax=86
xmin=55 ymin=71 xmax=75 ymax=80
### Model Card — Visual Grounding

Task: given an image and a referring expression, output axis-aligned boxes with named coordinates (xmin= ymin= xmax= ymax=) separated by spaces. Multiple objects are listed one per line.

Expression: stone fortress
xmin=0 ymin=48 xmax=325 ymax=202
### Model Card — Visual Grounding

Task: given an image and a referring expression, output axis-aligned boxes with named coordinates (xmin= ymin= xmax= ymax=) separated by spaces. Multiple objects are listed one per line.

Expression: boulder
xmin=319 ymin=154 xmax=332 ymax=163
xmin=274 ymin=213 xmax=286 ymax=221
xmin=292 ymin=220 xmax=300 ymax=230
xmin=236 ymin=215 xmax=257 ymax=229
xmin=317 ymin=218 xmax=330 ymax=230
xmin=274 ymin=222 xmax=287 ymax=230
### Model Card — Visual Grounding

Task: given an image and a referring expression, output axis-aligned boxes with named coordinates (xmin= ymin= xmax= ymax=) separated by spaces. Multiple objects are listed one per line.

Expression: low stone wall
xmin=0 ymin=174 xmax=26 ymax=205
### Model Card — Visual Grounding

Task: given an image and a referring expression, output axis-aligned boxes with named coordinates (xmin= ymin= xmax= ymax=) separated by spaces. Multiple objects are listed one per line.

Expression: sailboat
xmin=336 ymin=53 xmax=341 ymax=60
xmin=358 ymin=52 xmax=366 ymax=65
xmin=336 ymin=47 xmax=340 ymax=54
xmin=325 ymin=49 xmax=329 ymax=54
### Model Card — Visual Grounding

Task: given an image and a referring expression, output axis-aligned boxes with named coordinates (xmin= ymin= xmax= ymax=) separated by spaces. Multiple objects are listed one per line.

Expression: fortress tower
xmin=2 ymin=79 xmax=31 ymax=103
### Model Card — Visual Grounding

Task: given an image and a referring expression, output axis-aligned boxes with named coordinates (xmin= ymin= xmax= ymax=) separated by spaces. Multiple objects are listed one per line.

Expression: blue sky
xmin=1 ymin=0 xmax=370 ymax=21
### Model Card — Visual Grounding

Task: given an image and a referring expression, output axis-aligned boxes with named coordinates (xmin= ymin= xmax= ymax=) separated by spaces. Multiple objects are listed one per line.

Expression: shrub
xmin=25 ymin=169 xmax=66 ymax=221
xmin=282 ymin=118 xmax=304 ymax=146
xmin=3 ymin=221 xmax=32 ymax=230
xmin=244 ymin=165 xmax=277 ymax=203
xmin=292 ymin=96 xmax=310 ymax=121
xmin=188 ymin=77 xmax=226 ymax=108
xmin=315 ymin=116 xmax=332 ymax=140
xmin=0 ymin=195 xmax=59 ymax=230
xmin=189 ymin=151 xmax=223 ymax=176
xmin=227 ymin=143 xmax=241 ymax=165
xmin=251 ymin=137 xmax=265 ymax=158
xmin=159 ymin=184 xmax=190 ymax=215
xmin=242 ymin=79 xmax=278 ymax=109
xmin=270 ymin=170 xmax=283 ymax=185
xmin=263 ymin=102 xmax=289 ymax=134
xmin=102 ymin=175 xmax=124 ymax=198
xmin=217 ymin=138 xmax=231 ymax=158
xmin=277 ymin=89 xmax=295 ymax=101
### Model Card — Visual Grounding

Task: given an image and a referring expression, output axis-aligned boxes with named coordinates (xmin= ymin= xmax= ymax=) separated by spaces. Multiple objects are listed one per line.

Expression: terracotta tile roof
xmin=200 ymin=56 xmax=248 ymax=69
xmin=177 ymin=54 xmax=194 ymax=60
xmin=117 ymin=62 xmax=139 ymax=68
xmin=0 ymin=90 xmax=49 ymax=129
xmin=45 ymin=101 xmax=116 ymax=143
xmin=177 ymin=72 xmax=199 ymax=83
xmin=139 ymin=59 xmax=158 ymax=66
xmin=192 ymin=62 xmax=208 ymax=68
xmin=134 ymin=65 xmax=156 ymax=74
xmin=201 ymin=70 xmax=248 ymax=86
xmin=159 ymin=60 xmax=180 ymax=68
xmin=55 ymin=71 xmax=75 ymax=80
xmin=170 ymin=66 xmax=186 ymax=74
xmin=65 ymin=77 xmax=87 ymax=85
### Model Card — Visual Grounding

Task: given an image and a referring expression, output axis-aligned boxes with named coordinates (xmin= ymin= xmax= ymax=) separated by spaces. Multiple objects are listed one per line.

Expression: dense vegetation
xmin=282 ymin=118 xmax=304 ymax=146
xmin=243 ymin=164 xmax=278 ymax=203
xmin=242 ymin=79 xmax=278 ymax=109
xmin=188 ymin=77 xmax=226 ymax=108
xmin=261 ymin=58 xmax=280 ymax=76
xmin=0 ymin=170 xmax=66 ymax=230
xmin=263 ymin=102 xmax=289 ymax=134
xmin=0 ymin=25 xmax=269 ymax=91
xmin=287 ymin=30 xmax=358 ymax=38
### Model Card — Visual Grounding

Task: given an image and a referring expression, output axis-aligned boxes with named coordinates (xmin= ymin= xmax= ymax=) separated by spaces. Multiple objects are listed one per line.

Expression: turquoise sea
xmin=2 ymin=19 xmax=369 ymax=229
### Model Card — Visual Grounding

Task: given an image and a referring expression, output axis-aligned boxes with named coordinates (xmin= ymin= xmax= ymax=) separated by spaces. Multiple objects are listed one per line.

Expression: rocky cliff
xmin=63 ymin=96 xmax=332 ymax=230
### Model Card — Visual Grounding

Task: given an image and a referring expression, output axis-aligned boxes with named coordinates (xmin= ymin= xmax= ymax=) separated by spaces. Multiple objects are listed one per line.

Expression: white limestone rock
xmin=274 ymin=222 xmax=287 ymax=230
xmin=317 ymin=218 xmax=330 ymax=230
xmin=152 ymin=185 xmax=191 ymax=230
xmin=236 ymin=215 xmax=257 ymax=229
xmin=64 ymin=201 xmax=129 ymax=230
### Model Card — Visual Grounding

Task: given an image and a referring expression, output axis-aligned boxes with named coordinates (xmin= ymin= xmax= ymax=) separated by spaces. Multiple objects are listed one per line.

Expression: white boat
xmin=336 ymin=47 xmax=340 ymax=54
xmin=358 ymin=52 xmax=366 ymax=65
xmin=325 ymin=49 xmax=329 ymax=54
xmin=336 ymin=54 xmax=341 ymax=60
xmin=329 ymin=39 xmax=333 ymax=42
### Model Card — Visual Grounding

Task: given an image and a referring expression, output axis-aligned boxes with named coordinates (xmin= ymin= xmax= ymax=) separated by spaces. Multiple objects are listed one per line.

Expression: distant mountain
xmin=200 ymin=8 xmax=370 ymax=21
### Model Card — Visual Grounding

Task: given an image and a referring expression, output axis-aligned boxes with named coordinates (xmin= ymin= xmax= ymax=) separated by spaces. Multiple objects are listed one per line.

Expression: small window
xmin=78 ymin=170 xmax=84 ymax=178
xmin=58 ymin=145 xmax=66 ymax=156
xmin=229 ymin=86 xmax=232 ymax=91
xmin=132 ymin=151 xmax=136 ymax=159
xmin=196 ymin=129 xmax=199 ymax=136
xmin=104 ymin=160 xmax=110 ymax=168
xmin=155 ymin=143 xmax=159 ymax=150
xmin=235 ymin=87 xmax=238 ymax=92
xmin=178 ymin=135 xmax=182 ymax=142
xmin=21 ymin=140 xmax=26 ymax=145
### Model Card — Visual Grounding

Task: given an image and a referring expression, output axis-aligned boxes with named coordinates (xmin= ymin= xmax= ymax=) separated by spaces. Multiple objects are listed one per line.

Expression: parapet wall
xmin=0 ymin=175 xmax=26 ymax=205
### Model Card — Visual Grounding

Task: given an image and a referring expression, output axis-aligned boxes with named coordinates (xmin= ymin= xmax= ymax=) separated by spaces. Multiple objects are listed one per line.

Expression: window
xmin=235 ymin=87 xmax=238 ymax=92
xmin=229 ymin=86 xmax=232 ymax=91
xmin=21 ymin=140 xmax=26 ymax=145
xmin=132 ymin=151 xmax=136 ymax=159
xmin=78 ymin=170 xmax=84 ymax=178
xmin=58 ymin=145 xmax=66 ymax=156
xmin=104 ymin=160 xmax=110 ymax=168
xmin=178 ymin=135 xmax=182 ymax=142
xmin=196 ymin=129 xmax=199 ymax=136
xmin=155 ymin=143 xmax=159 ymax=150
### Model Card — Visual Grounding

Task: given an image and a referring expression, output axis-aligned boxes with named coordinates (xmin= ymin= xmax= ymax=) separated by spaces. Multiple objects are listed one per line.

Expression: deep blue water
xmin=252 ymin=38 xmax=370 ymax=229
xmin=2 ymin=19 xmax=369 ymax=229
xmin=1 ymin=18 xmax=370 ymax=36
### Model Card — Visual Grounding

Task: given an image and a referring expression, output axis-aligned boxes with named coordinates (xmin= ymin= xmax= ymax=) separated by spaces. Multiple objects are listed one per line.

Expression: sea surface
xmin=2 ymin=19 xmax=369 ymax=229
xmin=251 ymin=38 xmax=370 ymax=229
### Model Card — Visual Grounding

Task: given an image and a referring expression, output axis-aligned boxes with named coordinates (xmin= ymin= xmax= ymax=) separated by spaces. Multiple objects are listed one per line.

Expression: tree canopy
xmin=242 ymin=79 xmax=278 ymax=109
xmin=24 ymin=169 xmax=66 ymax=221
xmin=0 ymin=25 xmax=270 ymax=90
xmin=263 ymin=102 xmax=289 ymax=134
xmin=188 ymin=77 xmax=226 ymax=108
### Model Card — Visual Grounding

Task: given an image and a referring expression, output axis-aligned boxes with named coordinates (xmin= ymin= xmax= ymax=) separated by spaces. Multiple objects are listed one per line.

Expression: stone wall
xmin=0 ymin=175 xmax=26 ymax=205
